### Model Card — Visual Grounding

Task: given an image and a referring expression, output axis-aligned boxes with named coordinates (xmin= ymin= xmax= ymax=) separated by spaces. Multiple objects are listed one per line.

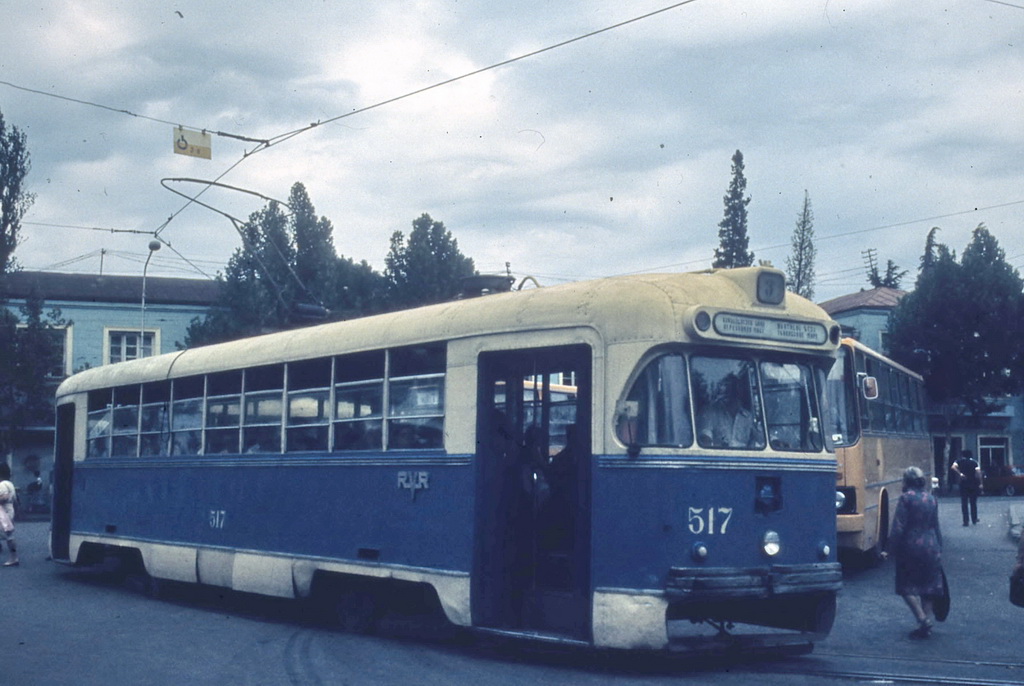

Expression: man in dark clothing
xmin=951 ymin=449 xmax=982 ymax=526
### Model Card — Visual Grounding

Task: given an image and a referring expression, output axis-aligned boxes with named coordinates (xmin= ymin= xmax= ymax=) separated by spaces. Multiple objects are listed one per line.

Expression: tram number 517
xmin=688 ymin=507 xmax=733 ymax=535
xmin=209 ymin=509 xmax=227 ymax=529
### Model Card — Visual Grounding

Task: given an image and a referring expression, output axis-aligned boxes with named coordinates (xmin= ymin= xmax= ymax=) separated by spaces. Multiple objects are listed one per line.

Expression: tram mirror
xmin=861 ymin=375 xmax=879 ymax=401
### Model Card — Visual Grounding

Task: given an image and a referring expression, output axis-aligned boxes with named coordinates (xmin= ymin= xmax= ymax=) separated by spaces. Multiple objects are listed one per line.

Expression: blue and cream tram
xmin=51 ymin=266 xmax=843 ymax=652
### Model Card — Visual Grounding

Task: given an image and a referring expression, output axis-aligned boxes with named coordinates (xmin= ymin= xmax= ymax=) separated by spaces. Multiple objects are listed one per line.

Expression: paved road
xmin=0 ymin=495 xmax=1021 ymax=685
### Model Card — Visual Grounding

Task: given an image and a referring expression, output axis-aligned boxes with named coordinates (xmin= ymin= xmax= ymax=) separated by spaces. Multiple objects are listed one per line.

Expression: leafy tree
xmin=0 ymin=109 xmax=34 ymax=276
xmin=888 ymin=224 xmax=1024 ymax=449
xmin=712 ymin=150 xmax=754 ymax=269
xmin=867 ymin=258 xmax=908 ymax=289
xmin=785 ymin=190 xmax=816 ymax=299
xmin=384 ymin=213 xmax=476 ymax=310
xmin=0 ymin=291 xmax=66 ymax=457
xmin=184 ymin=183 xmax=385 ymax=346
xmin=0 ymin=109 xmax=64 ymax=458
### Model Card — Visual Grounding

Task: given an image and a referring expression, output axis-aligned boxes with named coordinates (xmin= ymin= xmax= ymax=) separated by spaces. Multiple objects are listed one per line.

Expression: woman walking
xmin=0 ymin=463 xmax=19 ymax=567
xmin=885 ymin=466 xmax=943 ymax=638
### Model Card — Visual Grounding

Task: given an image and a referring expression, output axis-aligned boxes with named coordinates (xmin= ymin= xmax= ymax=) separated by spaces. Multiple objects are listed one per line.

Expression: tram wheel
xmin=335 ymin=588 xmax=381 ymax=634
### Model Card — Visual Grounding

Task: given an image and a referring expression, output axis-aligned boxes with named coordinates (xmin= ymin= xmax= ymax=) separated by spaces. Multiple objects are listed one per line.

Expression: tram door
xmin=473 ymin=345 xmax=591 ymax=639
xmin=51 ymin=403 xmax=75 ymax=561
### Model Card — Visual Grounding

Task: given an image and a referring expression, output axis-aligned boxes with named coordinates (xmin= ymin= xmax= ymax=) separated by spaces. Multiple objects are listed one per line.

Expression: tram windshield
xmin=617 ymin=351 xmax=829 ymax=453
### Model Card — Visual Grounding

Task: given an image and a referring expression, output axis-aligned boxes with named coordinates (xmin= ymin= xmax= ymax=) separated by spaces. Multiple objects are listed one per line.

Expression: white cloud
xmin=1 ymin=0 xmax=1021 ymax=302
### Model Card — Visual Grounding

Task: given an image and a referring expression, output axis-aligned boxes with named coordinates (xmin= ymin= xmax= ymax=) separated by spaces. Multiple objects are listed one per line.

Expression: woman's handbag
xmin=1011 ymin=570 xmax=1024 ymax=608
xmin=933 ymin=568 xmax=950 ymax=621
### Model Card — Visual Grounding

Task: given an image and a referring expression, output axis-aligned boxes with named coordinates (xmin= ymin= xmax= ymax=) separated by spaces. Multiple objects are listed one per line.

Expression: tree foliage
xmin=384 ymin=213 xmax=476 ymax=310
xmin=888 ymin=224 xmax=1024 ymax=420
xmin=785 ymin=190 xmax=816 ymax=299
xmin=712 ymin=150 xmax=754 ymax=269
xmin=185 ymin=183 xmax=386 ymax=346
xmin=0 ymin=109 xmax=65 ymax=456
xmin=0 ymin=291 xmax=66 ymax=456
xmin=185 ymin=194 xmax=479 ymax=346
xmin=0 ymin=110 xmax=34 ymax=276
xmin=867 ymin=258 xmax=908 ymax=289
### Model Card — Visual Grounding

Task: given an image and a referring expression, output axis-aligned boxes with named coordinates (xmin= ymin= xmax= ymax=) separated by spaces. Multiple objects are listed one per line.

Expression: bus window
xmin=616 ymin=353 xmax=692 ymax=448
xmin=760 ymin=361 xmax=824 ymax=452
xmin=692 ymin=357 xmax=765 ymax=450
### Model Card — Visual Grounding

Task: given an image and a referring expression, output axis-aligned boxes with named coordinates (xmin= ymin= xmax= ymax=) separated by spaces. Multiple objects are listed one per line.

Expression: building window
xmin=108 ymin=330 xmax=155 ymax=364
xmin=979 ymin=436 xmax=1009 ymax=472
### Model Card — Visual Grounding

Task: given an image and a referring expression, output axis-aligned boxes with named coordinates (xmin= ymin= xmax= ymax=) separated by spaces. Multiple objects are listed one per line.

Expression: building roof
xmin=2 ymin=270 xmax=220 ymax=307
xmin=818 ymin=287 xmax=906 ymax=316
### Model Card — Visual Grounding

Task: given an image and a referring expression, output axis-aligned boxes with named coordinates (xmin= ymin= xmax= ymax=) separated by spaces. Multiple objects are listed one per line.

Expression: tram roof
xmin=57 ymin=267 xmax=835 ymax=396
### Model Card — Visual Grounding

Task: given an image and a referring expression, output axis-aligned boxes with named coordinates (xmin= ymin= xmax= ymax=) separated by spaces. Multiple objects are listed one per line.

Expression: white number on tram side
xmin=209 ymin=509 xmax=227 ymax=529
xmin=688 ymin=507 xmax=734 ymax=535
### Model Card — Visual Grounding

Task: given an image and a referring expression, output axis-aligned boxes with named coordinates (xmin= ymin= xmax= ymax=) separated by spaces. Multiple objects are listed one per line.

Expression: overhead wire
xmin=0 ymin=79 xmax=269 ymax=146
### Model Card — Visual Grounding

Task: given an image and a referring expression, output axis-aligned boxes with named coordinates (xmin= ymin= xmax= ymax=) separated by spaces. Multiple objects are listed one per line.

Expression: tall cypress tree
xmin=785 ymin=190 xmax=816 ymax=299
xmin=712 ymin=150 xmax=754 ymax=269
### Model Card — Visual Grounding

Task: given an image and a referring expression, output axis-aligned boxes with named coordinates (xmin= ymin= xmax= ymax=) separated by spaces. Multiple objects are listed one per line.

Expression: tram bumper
xmin=665 ymin=562 xmax=842 ymax=599
xmin=663 ymin=562 xmax=841 ymax=650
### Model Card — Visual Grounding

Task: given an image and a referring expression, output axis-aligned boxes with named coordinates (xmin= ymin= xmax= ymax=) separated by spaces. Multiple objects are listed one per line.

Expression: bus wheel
xmin=1006 ymin=484 xmax=1016 ymax=497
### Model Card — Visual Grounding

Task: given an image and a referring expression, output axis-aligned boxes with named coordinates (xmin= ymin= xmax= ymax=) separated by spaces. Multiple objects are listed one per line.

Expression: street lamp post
xmin=140 ymin=239 xmax=162 ymax=359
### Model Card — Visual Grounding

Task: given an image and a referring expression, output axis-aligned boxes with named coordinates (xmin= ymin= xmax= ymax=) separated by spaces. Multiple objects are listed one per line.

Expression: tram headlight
xmin=819 ymin=542 xmax=832 ymax=559
xmin=835 ymin=490 xmax=846 ymax=511
xmin=691 ymin=542 xmax=709 ymax=562
xmin=762 ymin=530 xmax=781 ymax=557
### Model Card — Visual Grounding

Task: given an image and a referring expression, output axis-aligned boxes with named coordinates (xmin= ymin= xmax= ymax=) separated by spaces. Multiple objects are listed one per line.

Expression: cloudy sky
xmin=2 ymin=0 xmax=1022 ymax=303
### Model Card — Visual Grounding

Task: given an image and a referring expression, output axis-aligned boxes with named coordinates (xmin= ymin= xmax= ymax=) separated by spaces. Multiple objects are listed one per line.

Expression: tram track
xmin=755 ymin=650 xmax=1024 ymax=686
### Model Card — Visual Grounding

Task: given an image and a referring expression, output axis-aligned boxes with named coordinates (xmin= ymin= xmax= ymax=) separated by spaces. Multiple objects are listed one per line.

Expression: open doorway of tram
xmin=473 ymin=345 xmax=591 ymax=639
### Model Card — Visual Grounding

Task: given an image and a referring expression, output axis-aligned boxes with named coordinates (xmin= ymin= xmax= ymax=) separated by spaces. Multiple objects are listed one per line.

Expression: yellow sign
xmin=173 ymin=127 xmax=212 ymax=160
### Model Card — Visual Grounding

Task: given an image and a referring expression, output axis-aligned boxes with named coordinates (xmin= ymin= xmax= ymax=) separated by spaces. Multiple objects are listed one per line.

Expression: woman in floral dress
xmin=886 ymin=466 xmax=943 ymax=638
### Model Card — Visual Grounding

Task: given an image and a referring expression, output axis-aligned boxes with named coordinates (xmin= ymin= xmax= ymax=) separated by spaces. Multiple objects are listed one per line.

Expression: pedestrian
xmin=883 ymin=466 xmax=943 ymax=639
xmin=951 ymin=449 xmax=982 ymax=526
xmin=0 ymin=463 xmax=19 ymax=567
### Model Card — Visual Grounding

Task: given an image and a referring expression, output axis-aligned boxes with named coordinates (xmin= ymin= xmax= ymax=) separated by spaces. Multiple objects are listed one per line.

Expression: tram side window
xmin=287 ymin=357 xmax=332 ymax=452
xmin=616 ymin=353 xmax=692 ymax=448
xmin=388 ymin=344 xmax=445 ymax=450
xmin=692 ymin=357 xmax=765 ymax=450
xmin=334 ymin=350 xmax=385 ymax=451
xmin=111 ymin=385 xmax=141 ymax=458
xmin=139 ymin=381 xmax=171 ymax=456
xmin=206 ymin=371 xmax=242 ymax=454
xmin=760 ymin=361 xmax=824 ymax=452
xmin=87 ymin=389 xmax=113 ymax=458
xmin=243 ymin=365 xmax=284 ymax=454
xmin=171 ymin=376 xmax=204 ymax=456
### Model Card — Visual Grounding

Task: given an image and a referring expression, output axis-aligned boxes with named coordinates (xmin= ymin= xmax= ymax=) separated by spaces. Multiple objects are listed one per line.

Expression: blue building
xmin=3 ymin=271 xmax=219 ymax=497
xmin=820 ymin=286 xmax=1023 ymax=489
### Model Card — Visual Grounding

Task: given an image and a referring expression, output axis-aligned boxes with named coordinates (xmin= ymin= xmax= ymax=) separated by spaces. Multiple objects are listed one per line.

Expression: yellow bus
xmin=827 ymin=338 xmax=931 ymax=556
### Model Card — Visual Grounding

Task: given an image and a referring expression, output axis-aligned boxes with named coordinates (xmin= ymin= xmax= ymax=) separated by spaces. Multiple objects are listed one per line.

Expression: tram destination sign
xmin=713 ymin=312 xmax=828 ymax=345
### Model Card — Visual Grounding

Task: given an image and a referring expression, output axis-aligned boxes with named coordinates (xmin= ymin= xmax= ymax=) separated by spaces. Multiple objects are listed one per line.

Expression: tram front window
xmin=692 ymin=357 xmax=765 ymax=450
xmin=760 ymin=361 xmax=825 ymax=452
xmin=617 ymin=353 xmax=693 ymax=448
